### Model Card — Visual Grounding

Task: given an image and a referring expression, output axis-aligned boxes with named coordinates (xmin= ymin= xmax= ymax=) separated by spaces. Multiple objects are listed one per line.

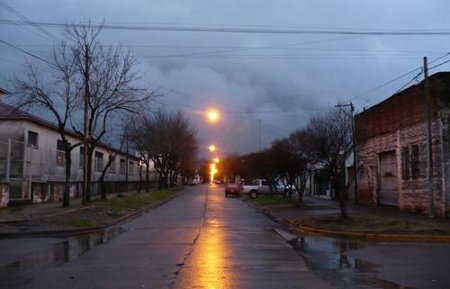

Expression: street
xmin=0 ymin=184 xmax=332 ymax=289
xmin=2 ymin=184 xmax=450 ymax=289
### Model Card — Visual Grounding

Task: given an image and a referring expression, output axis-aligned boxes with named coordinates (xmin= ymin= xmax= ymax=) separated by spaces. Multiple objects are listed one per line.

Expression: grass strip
xmin=93 ymin=190 xmax=171 ymax=214
xmin=253 ymin=195 xmax=307 ymax=207
xmin=296 ymin=215 xmax=450 ymax=236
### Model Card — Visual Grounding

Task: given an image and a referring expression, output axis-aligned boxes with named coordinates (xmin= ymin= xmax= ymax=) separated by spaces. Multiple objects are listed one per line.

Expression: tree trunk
xmin=339 ymin=188 xmax=349 ymax=218
xmin=62 ymin=150 xmax=72 ymax=207
xmin=333 ymin=169 xmax=348 ymax=219
xmin=145 ymin=162 xmax=150 ymax=192
xmin=86 ymin=146 xmax=94 ymax=202
xmin=137 ymin=164 xmax=142 ymax=193
xmin=99 ymin=174 xmax=107 ymax=200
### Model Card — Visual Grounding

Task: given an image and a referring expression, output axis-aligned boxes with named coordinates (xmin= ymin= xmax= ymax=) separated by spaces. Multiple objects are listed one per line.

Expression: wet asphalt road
xmin=0 ymin=184 xmax=333 ymax=289
xmin=3 ymin=185 xmax=450 ymax=289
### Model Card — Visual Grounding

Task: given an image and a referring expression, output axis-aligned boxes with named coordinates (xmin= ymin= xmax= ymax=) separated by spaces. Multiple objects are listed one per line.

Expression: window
xmin=119 ymin=159 xmax=126 ymax=175
xmin=129 ymin=161 xmax=135 ymax=176
xmin=401 ymin=147 xmax=410 ymax=180
xmin=79 ymin=147 xmax=84 ymax=169
xmin=56 ymin=139 xmax=70 ymax=167
xmin=109 ymin=155 xmax=116 ymax=173
xmin=95 ymin=151 xmax=104 ymax=171
xmin=411 ymin=145 xmax=420 ymax=179
xmin=28 ymin=131 xmax=38 ymax=147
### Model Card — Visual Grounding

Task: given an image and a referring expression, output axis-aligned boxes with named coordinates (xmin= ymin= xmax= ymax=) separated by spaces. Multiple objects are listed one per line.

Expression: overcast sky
xmin=1 ymin=0 xmax=450 ymax=156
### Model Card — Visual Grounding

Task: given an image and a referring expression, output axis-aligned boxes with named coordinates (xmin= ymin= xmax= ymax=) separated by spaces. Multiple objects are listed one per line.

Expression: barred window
xmin=119 ymin=159 xmax=126 ymax=174
xmin=109 ymin=155 xmax=116 ymax=173
xmin=28 ymin=131 xmax=38 ymax=147
xmin=79 ymin=147 xmax=84 ymax=169
xmin=401 ymin=147 xmax=410 ymax=180
xmin=411 ymin=145 xmax=420 ymax=179
xmin=95 ymin=151 xmax=104 ymax=172
xmin=129 ymin=161 xmax=135 ymax=176
xmin=56 ymin=139 xmax=70 ymax=167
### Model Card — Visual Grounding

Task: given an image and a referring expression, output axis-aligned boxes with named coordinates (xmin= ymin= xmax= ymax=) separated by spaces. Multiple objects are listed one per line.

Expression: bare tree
xmin=128 ymin=110 xmax=197 ymax=189
xmin=64 ymin=23 xmax=155 ymax=203
xmin=13 ymin=43 xmax=83 ymax=207
xmin=287 ymin=129 xmax=313 ymax=203
xmin=97 ymin=133 xmax=125 ymax=200
xmin=15 ymin=22 xmax=154 ymax=205
xmin=128 ymin=117 xmax=153 ymax=193
xmin=306 ymin=109 xmax=352 ymax=218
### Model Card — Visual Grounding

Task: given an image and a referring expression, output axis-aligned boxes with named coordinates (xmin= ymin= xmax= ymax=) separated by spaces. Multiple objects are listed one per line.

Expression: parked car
xmin=224 ymin=182 xmax=242 ymax=197
xmin=241 ymin=179 xmax=284 ymax=199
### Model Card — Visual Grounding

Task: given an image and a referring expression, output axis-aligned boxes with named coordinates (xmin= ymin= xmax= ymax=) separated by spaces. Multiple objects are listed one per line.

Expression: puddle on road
xmin=296 ymin=236 xmax=415 ymax=289
xmin=0 ymin=226 xmax=126 ymax=287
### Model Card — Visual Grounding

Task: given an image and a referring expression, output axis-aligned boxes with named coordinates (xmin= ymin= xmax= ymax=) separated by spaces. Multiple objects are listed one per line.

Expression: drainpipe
xmin=439 ymin=113 xmax=447 ymax=218
xmin=6 ymin=138 xmax=11 ymax=182
xmin=423 ymin=57 xmax=435 ymax=217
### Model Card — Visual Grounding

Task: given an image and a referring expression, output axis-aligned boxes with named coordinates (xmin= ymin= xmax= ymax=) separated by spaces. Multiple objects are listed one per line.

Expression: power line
xmin=0 ymin=38 xmax=56 ymax=67
xmin=2 ymin=20 xmax=450 ymax=36
xmin=349 ymin=52 xmax=450 ymax=104
xmin=347 ymin=67 xmax=422 ymax=102
xmin=0 ymin=1 xmax=59 ymax=42
xmin=429 ymin=59 xmax=450 ymax=71
xmin=394 ymin=71 xmax=422 ymax=94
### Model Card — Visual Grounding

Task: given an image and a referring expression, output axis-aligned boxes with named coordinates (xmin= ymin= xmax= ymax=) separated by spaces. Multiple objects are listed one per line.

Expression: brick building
xmin=355 ymin=72 xmax=450 ymax=216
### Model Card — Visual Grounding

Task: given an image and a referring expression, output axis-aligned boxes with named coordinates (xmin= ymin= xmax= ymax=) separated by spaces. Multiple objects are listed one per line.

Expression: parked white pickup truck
xmin=241 ymin=179 xmax=284 ymax=199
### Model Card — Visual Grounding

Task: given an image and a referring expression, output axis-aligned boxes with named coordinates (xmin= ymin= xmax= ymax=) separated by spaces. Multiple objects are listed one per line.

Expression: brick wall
xmin=355 ymin=72 xmax=450 ymax=217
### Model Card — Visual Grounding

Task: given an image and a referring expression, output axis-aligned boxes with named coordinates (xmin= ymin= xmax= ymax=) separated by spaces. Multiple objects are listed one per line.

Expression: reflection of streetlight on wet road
xmin=213 ymin=157 xmax=220 ymax=163
xmin=210 ymin=163 xmax=218 ymax=182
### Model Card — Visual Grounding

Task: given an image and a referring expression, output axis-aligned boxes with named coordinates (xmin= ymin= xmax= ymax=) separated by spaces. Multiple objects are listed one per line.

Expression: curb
xmin=282 ymin=218 xmax=450 ymax=243
xmin=247 ymin=200 xmax=450 ymax=243
xmin=0 ymin=191 xmax=181 ymax=239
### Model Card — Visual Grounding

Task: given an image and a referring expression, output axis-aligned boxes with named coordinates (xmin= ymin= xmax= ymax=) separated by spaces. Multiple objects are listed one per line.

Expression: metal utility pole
xmin=258 ymin=119 xmax=262 ymax=150
xmin=125 ymin=130 xmax=129 ymax=192
xmin=350 ymin=102 xmax=357 ymax=204
xmin=424 ymin=56 xmax=435 ymax=217
xmin=82 ymin=45 xmax=90 ymax=206
xmin=336 ymin=102 xmax=358 ymax=204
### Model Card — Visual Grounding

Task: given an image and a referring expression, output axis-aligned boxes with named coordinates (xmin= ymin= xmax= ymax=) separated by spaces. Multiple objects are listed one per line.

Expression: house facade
xmin=355 ymin=72 xmax=450 ymax=216
xmin=0 ymin=101 xmax=150 ymax=206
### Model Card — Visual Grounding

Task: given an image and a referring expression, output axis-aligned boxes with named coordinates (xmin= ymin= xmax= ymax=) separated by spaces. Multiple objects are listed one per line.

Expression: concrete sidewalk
xmin=0 ymin=190 xmax=179 ymax=238
xmin=259 ymin=195 xmax=450 ymax=242
xmin=0 ymin=198 xmax=85 ymax=224
xmin=267 ymin=195 xmax=449 ymax=222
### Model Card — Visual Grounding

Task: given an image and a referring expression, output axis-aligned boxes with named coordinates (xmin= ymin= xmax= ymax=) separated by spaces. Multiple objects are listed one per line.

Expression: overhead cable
xmin=2 ymin=20 xmax=450 ymax=36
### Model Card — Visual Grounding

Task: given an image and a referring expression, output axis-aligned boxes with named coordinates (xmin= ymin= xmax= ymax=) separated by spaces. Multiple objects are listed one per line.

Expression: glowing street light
xmin=206 ymin=108 xmax=220 ymax=123
xmin=213 ymin=157 xmax=220 ymax=163
xmin=209 ymin=145 xmax=217 ymax=152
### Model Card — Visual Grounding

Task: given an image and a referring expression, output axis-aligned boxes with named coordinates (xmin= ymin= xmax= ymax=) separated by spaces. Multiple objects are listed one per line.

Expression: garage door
xmin=378 ymin=151 xmax=399 ymax=206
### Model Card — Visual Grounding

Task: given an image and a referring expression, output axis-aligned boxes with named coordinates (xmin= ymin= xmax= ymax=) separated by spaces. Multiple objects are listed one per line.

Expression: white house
xmin=0 ymin=101 xmax=147 ymax=206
